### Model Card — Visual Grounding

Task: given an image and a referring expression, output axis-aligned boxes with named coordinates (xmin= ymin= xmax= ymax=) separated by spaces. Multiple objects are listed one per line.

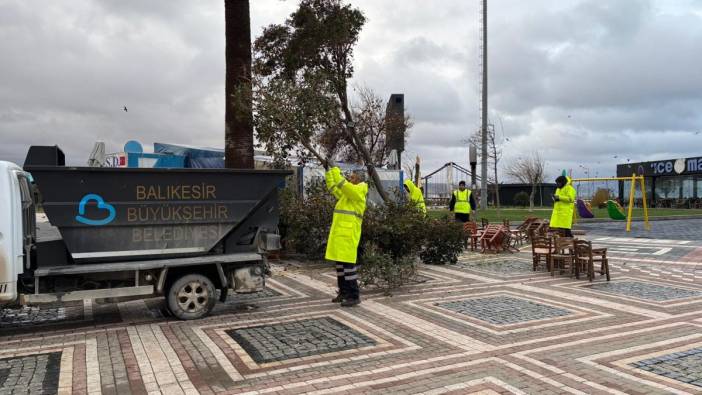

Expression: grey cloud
xmin=1 ymin=0 xmax=701 ymax=183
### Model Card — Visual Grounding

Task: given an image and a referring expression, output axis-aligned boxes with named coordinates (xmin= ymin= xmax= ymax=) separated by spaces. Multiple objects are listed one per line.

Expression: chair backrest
xmin=553 ymin=236 xmax=574 ymax=253
xmin=531 ymin=235 xmax=551 ymax=252
xmin=481 ymin=218 xmax=490 ymax=228
xmin=502 ymin=219 xmax=510 ymax=228
xmin=463 ymin=221 xmax=478 ymax=235
xmin=518 ymin=217 xmax=537 ymax=231
xmin=526 ymin=219 xmax=548 ymax=239
xmin=573 ymin=239 xmax=593 ymax=258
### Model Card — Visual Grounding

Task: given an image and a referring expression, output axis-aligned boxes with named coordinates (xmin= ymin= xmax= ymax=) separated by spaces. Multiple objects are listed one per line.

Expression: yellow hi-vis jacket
xmin=453 ymin=189 xmax=472 ymax=214
xmin=550 ymin=176 xmax=576 ymax=229
xmin=403 ymin=179 xmax=426 ymax=214
xmin=324 ymin=167 xmax=368 ymax=264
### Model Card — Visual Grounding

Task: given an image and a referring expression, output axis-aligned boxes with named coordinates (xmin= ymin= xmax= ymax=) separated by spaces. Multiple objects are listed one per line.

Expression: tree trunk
xmin=493 ymin=162 xmax=500 ymax=217
xmin=529 ymin=183 xmax=536 ymax=212
xmin=224 ymin=0 xmax=254 ymax=169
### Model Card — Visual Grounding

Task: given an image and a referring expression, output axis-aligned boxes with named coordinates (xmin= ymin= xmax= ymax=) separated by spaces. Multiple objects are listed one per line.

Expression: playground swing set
xmin=571 ymin=174 xmax=651 ymax=232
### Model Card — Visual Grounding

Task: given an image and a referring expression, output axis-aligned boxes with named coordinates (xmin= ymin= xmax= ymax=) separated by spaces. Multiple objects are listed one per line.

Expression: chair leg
xmin=604 ymin=259 xmax=610 ymax=281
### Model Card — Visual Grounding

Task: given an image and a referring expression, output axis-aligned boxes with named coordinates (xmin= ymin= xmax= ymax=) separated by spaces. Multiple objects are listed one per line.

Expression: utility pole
xmin=480 ymin=0 xmax=488 ymax=210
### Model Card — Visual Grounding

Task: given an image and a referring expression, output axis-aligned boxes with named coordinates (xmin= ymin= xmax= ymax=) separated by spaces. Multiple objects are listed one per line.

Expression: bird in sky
xmin=567 ymin=115 xmax=572 ymax=118
xmin=123 ymin=106 xmax=128 ymax=112
xmin=695 ymin=131 xmax=700 ymax=135
xmin=505 ymin=137 xmax=511 ymax=142
xmin=613 ymin=155 xmax=618 ymax=159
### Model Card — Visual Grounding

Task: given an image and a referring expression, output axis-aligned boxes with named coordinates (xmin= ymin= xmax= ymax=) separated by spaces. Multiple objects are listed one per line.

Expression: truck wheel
xmin=167 ymin=274 xmax=216 ymax=320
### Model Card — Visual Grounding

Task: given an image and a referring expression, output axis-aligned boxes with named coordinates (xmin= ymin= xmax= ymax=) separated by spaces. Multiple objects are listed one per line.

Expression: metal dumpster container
xmin=26 ymin=166 xmax=290 ymax=262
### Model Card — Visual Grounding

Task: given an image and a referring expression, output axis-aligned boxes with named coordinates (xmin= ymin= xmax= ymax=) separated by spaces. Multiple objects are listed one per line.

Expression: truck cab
xmin=0 ymin=161 xmax=34 ymax=303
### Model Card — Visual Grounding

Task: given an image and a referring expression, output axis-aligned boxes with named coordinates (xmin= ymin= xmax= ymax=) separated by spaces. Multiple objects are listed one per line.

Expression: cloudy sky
xmin=1 ymin=0 xmax=701 ymax=181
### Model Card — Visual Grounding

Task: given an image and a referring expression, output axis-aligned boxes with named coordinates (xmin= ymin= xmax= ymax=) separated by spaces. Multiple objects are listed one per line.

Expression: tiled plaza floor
xmin=2 ymin=221 xmax=702 ymax=394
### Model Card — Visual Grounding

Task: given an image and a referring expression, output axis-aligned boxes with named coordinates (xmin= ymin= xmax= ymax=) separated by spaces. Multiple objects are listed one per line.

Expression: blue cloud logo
xmin=75 ymin=194 xmax=116 ymax=226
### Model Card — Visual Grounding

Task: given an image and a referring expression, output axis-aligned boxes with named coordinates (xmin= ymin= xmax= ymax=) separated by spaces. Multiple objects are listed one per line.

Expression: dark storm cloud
xmin=1 ymin=0 xmax=700 ymax=180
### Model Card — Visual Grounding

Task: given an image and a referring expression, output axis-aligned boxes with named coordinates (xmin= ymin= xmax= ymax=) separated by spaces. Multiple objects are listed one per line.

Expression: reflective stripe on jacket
xmin=324 ymin=167 xmax=368 ymax=264
xmin=453 ymin=189 xmax=471 ymax=214
xmin=403 ymin=179 xmax=426 ymax=214
xmin=550 ymin=176 xmax=576 ymax=229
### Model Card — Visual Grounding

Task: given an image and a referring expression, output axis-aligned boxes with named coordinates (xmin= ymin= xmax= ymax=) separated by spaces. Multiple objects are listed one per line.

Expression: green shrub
xmin=279 ymin=180 xmax=334 ymax=260
xmin=513 ymin=191 xmax=530 ymax=207
xmin=358 ymin=244 xmax=417 ymax=290
xmin=419 ymin=219 xmax=465 ymax=265
xmin=281 ymin=181 xmax=468 ymax=288
xmin=362 ymin=201 xmax=426 ymax=261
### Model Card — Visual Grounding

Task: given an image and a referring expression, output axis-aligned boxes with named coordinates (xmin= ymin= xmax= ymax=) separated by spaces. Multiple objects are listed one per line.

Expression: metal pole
xmin=640 ymin=176 xmax=651 ymax=230
xmin=480 ymin=0 xmax=488 ymax=210
xmin=469 ymin=144 xmax=477 ymax=189
xmin=626 ymin=174 xmax=636 ymax=232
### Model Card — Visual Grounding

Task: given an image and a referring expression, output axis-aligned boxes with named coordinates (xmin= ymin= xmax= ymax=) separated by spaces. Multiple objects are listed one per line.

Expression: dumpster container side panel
xmin=26 ymin=167 xmax=290 ymax=262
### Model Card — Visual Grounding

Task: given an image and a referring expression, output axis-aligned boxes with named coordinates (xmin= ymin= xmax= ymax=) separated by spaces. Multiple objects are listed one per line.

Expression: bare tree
xmin=467 ymin=121 xmax=502 ymax=215
xmin=321 ymin=87 xmax=412 ymax=167
xmin=504 ymin=151 xmax=546 ymax=212
xmin=401 ymin=154 xmax=422 ymax=186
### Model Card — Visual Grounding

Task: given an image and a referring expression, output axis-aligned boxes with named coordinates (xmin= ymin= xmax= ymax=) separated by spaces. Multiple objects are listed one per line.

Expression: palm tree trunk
xmin=224 ymin=0 xmax=254 ymax=169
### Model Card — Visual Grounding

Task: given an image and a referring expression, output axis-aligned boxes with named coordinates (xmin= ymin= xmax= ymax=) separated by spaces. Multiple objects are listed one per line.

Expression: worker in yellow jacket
xmin=403 ymin=179 xmax=426 ymax=214
xmin=550 ymin=175 xmax=576 ymax=237
xmin=449 ymin=181 xmax=476 ymax=222
xmin=325 ymin=166 xmax=368 ymax=307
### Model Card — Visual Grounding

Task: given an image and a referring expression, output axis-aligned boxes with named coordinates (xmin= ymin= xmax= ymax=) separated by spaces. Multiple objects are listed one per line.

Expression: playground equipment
xmin=571 ymin=174 xmax=650 ymax=232
xmin=606 ymin=200 xmax=627 ymax=220
xmin=591 ymin=188 xmax=611 ymax=208
xmin=576 ymin=199 xmax=595 ymax=218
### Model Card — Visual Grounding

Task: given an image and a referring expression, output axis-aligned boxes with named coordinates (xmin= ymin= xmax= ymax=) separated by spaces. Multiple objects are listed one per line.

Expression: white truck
xmin=0 ymin=146 xmax=289 ymax=320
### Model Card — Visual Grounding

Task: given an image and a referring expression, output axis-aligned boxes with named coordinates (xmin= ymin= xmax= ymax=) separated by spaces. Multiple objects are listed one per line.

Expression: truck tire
xmin=167 ymin=274 xmax=217 ymax=320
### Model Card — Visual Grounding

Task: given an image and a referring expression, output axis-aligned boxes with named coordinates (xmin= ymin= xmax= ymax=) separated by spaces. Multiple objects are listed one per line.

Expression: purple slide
xmin=577 ymin=199 xmax=595 ymax=218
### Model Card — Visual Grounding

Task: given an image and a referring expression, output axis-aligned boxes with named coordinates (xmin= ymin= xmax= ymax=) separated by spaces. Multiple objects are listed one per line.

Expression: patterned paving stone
xmin=226 ymin=317 xmax=376 ymax=363
xmin=0 ymin=306 xmax=67 ymax=329
xmin=0 ymin=352 xmax=62 ymax=395
xmin=226 ymin=287 xmax=282 ymax=302
xmin=436 ymin=295 xmax=572 ymax=325
xmin=631 ymin=347 xmax=702 ymax=387
xmin=456 ymin=259 xmax=533 ymax=275
xmin=586 ymin=281 xmax=702 ymax=301
xmin=577 ymin=219 xmax=702 ymax=241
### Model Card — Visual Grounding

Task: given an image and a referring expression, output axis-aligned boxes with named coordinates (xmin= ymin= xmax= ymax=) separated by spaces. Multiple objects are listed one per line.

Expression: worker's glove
xmin=552 ymin=195 xmax=560 ymax=201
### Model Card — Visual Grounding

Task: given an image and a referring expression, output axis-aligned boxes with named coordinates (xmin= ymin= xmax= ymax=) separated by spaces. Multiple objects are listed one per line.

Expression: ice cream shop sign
xmin=618 ymin=157 xmax=702 ymax=177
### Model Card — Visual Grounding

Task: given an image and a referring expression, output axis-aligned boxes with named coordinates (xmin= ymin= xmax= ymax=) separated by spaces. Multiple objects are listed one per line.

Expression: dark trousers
xmin=336 ymin=263 xmax=360 ymax=300
xmin=454 ymin=213 xmax=470 ymax=223
xmin=553 ymin=227 xmax=574 ymax=237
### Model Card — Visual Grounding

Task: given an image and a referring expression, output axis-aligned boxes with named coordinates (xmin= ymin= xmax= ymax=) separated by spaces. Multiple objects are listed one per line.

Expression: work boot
xmin=340 ymin=298 xmax=360 ymax=307
xmin=331 ymin=293 xmax=345 ymax=303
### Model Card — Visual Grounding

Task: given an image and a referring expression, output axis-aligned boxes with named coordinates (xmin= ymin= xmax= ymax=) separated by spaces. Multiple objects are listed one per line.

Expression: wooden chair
xmin=591 ymin=245 xmax=610 ymax=281
xmin=505 ymin=217 xmax=536 ymax=245
xmin=463 ymin=221 xmax=481 ymax=252
xmin=531 ymin=236 xmax=552 ymax=271
xmin=550 ymin=237 xmax=575 ymax=278
xmin=479 ymin=224 xmax=506 ymax=253
xmin=573 ymin=239 xmax=595 ymax=281
xmin=501 ymin=220 xmax=522 ymax=251
xmin=526 ymin=219 xmax=548 ymax=241
xmin=573 ymin=240 xmax=610 ymax=281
